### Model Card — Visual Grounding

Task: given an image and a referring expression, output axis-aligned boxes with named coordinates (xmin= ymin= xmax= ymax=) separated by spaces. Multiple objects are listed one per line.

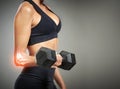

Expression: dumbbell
xmin=36 ymin=47 xmax=76 ymax=70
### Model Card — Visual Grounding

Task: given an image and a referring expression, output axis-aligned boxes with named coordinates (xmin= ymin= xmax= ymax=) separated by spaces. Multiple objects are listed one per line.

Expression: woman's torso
xmin=22 ymin=0 xmax=61 ymax=55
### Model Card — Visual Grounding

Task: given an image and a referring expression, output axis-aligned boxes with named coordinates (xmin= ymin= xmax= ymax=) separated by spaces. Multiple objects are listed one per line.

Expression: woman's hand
xmin=53 ymin=53 xmax=63 ymax=67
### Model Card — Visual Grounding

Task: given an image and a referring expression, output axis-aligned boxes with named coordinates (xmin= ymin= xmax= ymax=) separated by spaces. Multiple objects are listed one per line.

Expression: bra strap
xmin=24 ymin=0 xmax=44 ymax=15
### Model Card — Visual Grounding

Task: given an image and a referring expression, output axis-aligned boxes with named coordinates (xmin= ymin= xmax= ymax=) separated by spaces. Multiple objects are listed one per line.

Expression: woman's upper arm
xmin=14 ymin=3 xmax=33 ymax=52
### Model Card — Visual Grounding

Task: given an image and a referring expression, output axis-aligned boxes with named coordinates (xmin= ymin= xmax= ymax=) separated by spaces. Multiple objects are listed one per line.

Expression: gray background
xmin=0 ymin=0 xmax=120 ymax=89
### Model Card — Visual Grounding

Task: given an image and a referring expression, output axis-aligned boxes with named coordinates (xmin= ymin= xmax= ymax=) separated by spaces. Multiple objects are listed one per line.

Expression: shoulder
xmin=16 ymin=1 xmax=34 ymax=16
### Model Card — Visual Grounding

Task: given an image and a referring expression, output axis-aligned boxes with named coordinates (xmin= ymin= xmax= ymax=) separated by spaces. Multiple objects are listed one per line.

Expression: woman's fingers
xmin=54 ymin=54 xmax=63 ymax=66
xmin=57 ymin=54 xmax=62 ymax=65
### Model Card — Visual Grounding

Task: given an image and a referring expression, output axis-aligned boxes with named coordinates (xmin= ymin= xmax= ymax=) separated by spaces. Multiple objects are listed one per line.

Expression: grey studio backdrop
xmin=0 ymin=0 xmax=120 ymax=89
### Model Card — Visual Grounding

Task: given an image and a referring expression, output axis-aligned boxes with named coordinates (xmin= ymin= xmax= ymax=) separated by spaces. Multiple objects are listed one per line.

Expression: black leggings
xmin=14 ymin=66 xmax=57 ymax=89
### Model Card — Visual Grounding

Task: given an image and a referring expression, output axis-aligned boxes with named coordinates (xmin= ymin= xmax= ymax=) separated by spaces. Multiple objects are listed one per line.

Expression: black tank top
xmin=24 ymin=0 xmax=62 ymax=46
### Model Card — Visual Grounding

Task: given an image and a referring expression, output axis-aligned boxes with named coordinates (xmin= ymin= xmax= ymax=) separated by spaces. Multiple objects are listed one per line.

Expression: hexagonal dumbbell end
xmin=36 ymin=47 xmax=56 ymax=68
xmin=59 ymin=51 xmax=76 ymax=70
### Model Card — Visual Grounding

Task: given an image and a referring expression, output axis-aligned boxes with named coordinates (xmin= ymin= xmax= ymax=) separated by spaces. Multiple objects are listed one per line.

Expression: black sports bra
xmin=24 ymin=0 xmax=62 ymax=46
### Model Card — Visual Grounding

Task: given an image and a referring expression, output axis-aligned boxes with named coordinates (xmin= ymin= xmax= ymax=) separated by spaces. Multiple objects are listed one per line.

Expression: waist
xmin=21 ymin=66 xmax=55 ymax=80
xmin=28 ymin=38 xmax=58 ymax=55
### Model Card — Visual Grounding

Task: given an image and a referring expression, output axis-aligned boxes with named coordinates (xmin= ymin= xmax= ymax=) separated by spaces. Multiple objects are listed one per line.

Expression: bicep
xmin=14 ymin=5 xmax=33 ymax=53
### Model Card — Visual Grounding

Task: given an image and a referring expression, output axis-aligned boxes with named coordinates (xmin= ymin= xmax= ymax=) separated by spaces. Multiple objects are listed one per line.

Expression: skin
xmin=14 ymin=0 xmax=66 ymax=89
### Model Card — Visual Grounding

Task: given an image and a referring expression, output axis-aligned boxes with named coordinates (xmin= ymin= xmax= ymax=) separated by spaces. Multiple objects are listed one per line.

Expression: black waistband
xmin=21 ymin=66 xmax=55 ymax=81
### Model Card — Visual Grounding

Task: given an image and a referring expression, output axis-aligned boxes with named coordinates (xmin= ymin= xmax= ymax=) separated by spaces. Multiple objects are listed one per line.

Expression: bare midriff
xmin=28 ymin=38 xmax=58 ymax=56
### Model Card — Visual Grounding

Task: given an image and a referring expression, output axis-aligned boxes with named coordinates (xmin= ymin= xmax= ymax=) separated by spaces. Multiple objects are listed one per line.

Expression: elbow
xmin=14 ymin=57 xmax=19 ymax=66
xmin=14 ymin=51 xmax=24 ymax=67
xmin=14 ymin=53 xmax=22 ymax=66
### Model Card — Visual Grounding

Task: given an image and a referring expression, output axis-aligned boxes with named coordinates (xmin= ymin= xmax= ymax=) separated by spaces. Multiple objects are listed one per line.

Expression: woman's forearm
xmin=54 ymin=67 xmax=66 ymax=89
xmin=14 ymin=51 xmax=36 ymax=67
